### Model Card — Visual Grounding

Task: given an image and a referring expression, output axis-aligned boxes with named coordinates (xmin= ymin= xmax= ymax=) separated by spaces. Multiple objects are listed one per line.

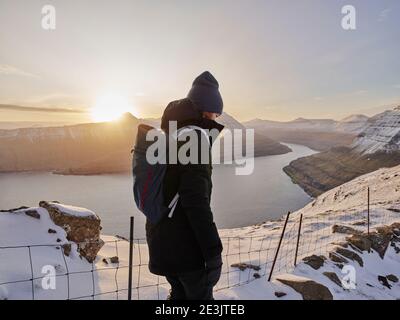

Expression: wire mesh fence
xmin=1 ymin=187 xmax=399 ymax=300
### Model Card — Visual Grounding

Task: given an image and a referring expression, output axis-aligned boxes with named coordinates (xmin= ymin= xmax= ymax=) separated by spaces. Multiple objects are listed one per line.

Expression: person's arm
xmin=177 ymin=133 xmax=222 ymax=264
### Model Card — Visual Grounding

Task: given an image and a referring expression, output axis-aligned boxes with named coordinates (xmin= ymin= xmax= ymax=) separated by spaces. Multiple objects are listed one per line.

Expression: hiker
xmin=146 ymin=71 xmax=224 ymax=300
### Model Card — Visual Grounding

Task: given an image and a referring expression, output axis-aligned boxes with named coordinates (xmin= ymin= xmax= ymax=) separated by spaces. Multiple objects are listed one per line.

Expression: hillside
xmin=0 ymin=113 xmax=139 ymax=174
xmin=1 ymin=165 xmax=400 ymax=300
xmin=284 ymin=107 xmax=400 ymax=196
xmin=0 ymin=112 xmax=290 ymax=175
xmin=244 ymin=115 xmax=367 ymax=152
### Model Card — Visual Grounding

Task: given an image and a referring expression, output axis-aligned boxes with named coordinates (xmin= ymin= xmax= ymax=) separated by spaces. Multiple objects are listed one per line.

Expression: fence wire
xmin=1 ymin=188 xmax=399 ymax=300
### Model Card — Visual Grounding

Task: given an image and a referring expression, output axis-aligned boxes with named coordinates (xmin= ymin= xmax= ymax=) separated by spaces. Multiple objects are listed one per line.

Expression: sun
xmin=90 ymin=93 xmax=133 ymax=122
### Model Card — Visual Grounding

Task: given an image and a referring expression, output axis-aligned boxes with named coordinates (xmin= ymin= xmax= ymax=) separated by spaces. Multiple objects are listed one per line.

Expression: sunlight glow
xmin=91 ymin=93 xmax=133 ymax=122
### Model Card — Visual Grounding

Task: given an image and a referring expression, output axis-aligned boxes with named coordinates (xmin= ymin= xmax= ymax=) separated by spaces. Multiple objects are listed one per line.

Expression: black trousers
xmin=166 ymin=268 xmax=217 ymax=300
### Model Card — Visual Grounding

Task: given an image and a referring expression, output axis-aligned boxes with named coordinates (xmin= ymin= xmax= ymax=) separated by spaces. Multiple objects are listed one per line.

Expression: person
xmin=145 ymin=71 xmax=224 ymax=300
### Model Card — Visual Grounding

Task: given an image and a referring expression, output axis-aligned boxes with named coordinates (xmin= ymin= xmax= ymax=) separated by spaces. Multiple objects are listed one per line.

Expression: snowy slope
xmin=352 ymin=107 xmax=400 ymax=154
xmin=335 ymin=114 xmax=369 ymax=133
xmin=244 ymin=115 xmax=369 ymax=134
xmin=1 ymin=165 xmax=400 ymax=300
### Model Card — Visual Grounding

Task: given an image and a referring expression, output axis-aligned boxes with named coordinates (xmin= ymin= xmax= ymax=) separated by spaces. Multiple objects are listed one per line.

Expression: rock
xmin=378 ymin=276 xmax=392 ymax=289
xmin=346 ymin=234 xmax=372 ymax=252
xmin=231 ymin=263 xmax=261 ymax=271
xmin=110 ymin=256 xmax=119 ymax=264
xmin=386 ymin=274 xmax=399 ymax=283
xmin=274 ymin=291 xmax=286 ymax=298
xmin=48 ymin=228 xmax=57 ymax=234
xmin=39 ymin=201 xmax=104 ymax=263
xmin=323 ymin=272 xmax=342 ymax=288
xmin=56 ymin=238 xmax=61 ymax=243
xmin=277 ymin=275 xmax=333 ymax=300
xmin=332 ymin=225 xmax=362 ymax=235
xmin=25 ymin=210 xmax=40 ymax=219
xmin=368 ymin=232 xmax=392 ymax=259
xmin=329 ymin=252 xmax=348 ymax=264
xmin=62 ymin=244 xmax=71 ymax=257
xmin=103 ymin=256 xmax=119 ymax=264
xmin=335 ymin=247 xmax=363 ymax=267
xmin=253 ymin=273 xmax=261 ymax=279
xmin=352 ymin=221 xmax=367 ymax=226
xmin=302 ymin=255 xmax=326 ymax=270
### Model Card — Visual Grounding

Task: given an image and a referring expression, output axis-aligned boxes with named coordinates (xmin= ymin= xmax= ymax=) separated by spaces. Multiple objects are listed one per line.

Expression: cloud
xmin=0 ymin=104 xmax=86 ymax=114
xmin=0 ymin=64 xmax=39 ymax=78
xmin=378 ymin=8 xmax=391 ymax=22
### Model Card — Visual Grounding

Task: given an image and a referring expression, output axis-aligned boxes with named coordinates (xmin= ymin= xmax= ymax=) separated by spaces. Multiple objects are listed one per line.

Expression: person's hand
xmin=206 ymin=255 xmax=223 ymax=286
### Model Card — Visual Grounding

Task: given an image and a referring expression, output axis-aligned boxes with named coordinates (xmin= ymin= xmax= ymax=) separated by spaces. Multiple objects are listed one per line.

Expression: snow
xmin=50 ymin=202 xmax=98 ymax=219
xmin=1 ymin=164 xmax=400 ymax=300
xmin=352 ymin=108 xmax=400 ymax=154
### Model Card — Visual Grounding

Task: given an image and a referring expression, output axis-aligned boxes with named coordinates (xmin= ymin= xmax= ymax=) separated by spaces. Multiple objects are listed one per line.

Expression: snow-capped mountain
xmin=335 ymin=114 xmax=370 ymax=133
xmin=352 ymin=107 xmax=400 ymax=154
xmin=245 ymin=115 xmax=369 ymax=134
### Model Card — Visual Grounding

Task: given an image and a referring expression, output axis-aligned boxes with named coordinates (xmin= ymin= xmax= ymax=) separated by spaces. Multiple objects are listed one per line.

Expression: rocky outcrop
xmin=231 ymin=263 xmax=261 ymax=272
xmin=302 ymin=255 xmax=326 ymax=270
xmin=277 ymin=275 xmax=333 ymax=300
xmin=332 ymin=225 xmax=362 ymax=235
xmin=283 ymin=147 xmax=400 ymax=197
xmin=39 ymin=201 xmax=104 ymax=263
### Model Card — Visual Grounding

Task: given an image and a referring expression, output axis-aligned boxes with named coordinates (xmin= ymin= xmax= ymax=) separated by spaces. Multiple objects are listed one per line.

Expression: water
xmin=0 ymin=143 xmax=317 ymax=238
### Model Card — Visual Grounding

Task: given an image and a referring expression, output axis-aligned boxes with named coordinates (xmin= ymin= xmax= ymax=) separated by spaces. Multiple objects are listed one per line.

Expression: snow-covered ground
xmin=1 ymin=164 xmax=400 ymax=300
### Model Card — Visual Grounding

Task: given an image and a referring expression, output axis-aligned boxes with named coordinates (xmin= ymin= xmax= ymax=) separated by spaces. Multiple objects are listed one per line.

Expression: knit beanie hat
xmin=187 ymin=71 xmax=223 ymax=115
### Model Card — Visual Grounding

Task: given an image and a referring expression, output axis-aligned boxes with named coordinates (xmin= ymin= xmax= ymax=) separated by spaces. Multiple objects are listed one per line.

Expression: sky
xmin=0 ymin=0 xmax=399 ymax=123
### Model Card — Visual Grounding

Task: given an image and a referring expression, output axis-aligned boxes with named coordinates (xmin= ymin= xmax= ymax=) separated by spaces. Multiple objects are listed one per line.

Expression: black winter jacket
xmin=146 ymin=99 xmax=224 ymax=276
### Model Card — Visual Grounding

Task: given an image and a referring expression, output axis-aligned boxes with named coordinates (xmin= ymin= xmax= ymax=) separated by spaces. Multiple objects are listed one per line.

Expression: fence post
xmin=268 ymin=211 xmax=291 ymax=282
xmin=128 ymin=216 xmax=134 ymax=300
xmin=294 ymin=214 xmax=303 ymax=267
xmin=367 ymin=187 xmax=370 ymax=235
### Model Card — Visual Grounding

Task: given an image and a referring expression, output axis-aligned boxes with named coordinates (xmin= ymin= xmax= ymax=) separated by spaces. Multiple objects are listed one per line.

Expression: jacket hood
xmin=161 ymin=98 xmax=224 ymax=134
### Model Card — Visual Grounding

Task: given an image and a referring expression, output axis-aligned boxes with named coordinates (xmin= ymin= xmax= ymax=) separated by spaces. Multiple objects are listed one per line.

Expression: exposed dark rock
xmin=0 ymin=206 xmax=30 ymax=213
xmin=253 ymin=273 xmax=261 ymax=279
xmin=302 ymin=255 xmax=326 ymax=270
xmin=329 ymin=252 xmax=348 ymax=264
xmin=277 ymin=276 xmax=333 ymax=300
xmin=110 ymin=256 xmax=119 ymax=264
xmin=386 ymin=274 xmax=399 ymax=283
xmin=346 ymin=234 xmax=372 ymax=252
xmin=48 ymin=228 xmax=57 ymax=234
xmin=332 ymin=225 xmax=362 ymax=235
xmin=334 ymin=247 xmax=363 ymax=267
xmin=103 ymin=256 xmax=120 ymax=264
xmin=378 ymin=276 xmax=392 ymax=289
xmin=323 ymin=272 xmax=342 ymax=288
xmin=352 ymin=221 xmax=367 ymax=226
xmin=274 ymin=291 xmax=286 ymax=298
xmin=25 ymin=210 xmax=40 ymax=219
xmin=231 ymin=263 xmax=261 ymax=271
xmin=62 ymin=244 xmax=71 ymax=257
